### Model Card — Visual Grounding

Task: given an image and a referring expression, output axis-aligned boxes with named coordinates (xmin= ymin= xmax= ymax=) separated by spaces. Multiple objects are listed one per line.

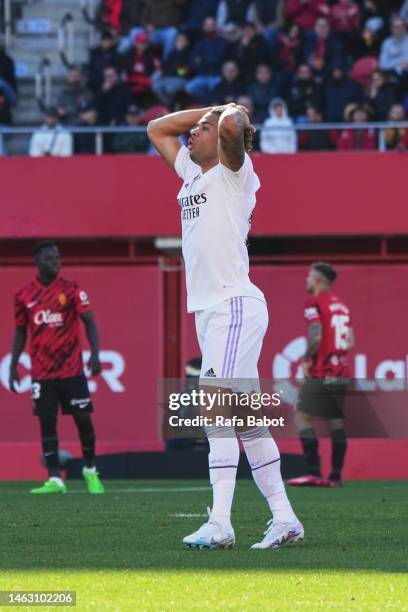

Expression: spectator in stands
xmin=185 ymin=16 xmax=229 ymax=102
xmin=57 ymin=67 xmax=93 ymax=125
xmin=0 ymin=42 xmax=17 ymax=105
xmin=324 ymin=63 xmax=364 ymax=121
xmin=231 ymin=21 xmax=272 ymax=84
xmin=251 ymin=0 xmax=284 ymax=50
xmin=260 ymin=98 xmax=297 ymax=153
xmin=278 ymin=23 xmax=304 ymax=73
xmin=360 ymin=0 xmax=387 ymax=26
xmin=330 ymin=0 xmax=361 ymax=57
xmin=0 ymin=91 xmax=11 ymax=125
xmin=367 ymin=69 xmax=397 ymax=120
xmin=288 ymin=63 xmax=323 ymax=120
xmin=401 ymin=0 xmax=408 ymax=25
xmin=285 ymin=0 xmax=330 ymax=33
xmin=379 ymin=17 xmax=408 ymax=74
xmin=304 ymin=17 xmax=343 ymax=75
xmin=112 ymin=104 xmax=149 ymax=153
xmin=88 ymin=31 xmax=123 ymax=93
xmin=29 ymin=108 xmax=73 ymax=157
xmin=248 ymin=63 xmax=285 ymax=122
xmin=209 ymin=60 xmax=244 ymax=105
xmin=352 ymin=19 xmax=384 ymax=59
xmin=125 ymin=32 xmax=161 ymax=105
xmin=216 ymin=0 xmax=252 ymax=29
xmin=73 ymin=102 xmax=99 ymax=155
xmin=183 ymin=0 xmax=220 ymax=40
xmin=101 ymin=0 xmax=123 ymax=32
xmin=336 ymin=102 xmax=376 ymax=150
xmin=96 ymin=66 xmax=132 ymax=124
xmin=119 ymin=0 xmax=187 ymax=58
xmin=117 ymin=0 xmax=145 ymax=37
xmin=298 ymin=104 xmax=336 ymax=150
xmin=138 ymin=0 xmax=187 ymax=58
xmin=383 ymin=103 xmax=408 ymax=150
xmin=151 ymin=32 xmax=191 ymax=107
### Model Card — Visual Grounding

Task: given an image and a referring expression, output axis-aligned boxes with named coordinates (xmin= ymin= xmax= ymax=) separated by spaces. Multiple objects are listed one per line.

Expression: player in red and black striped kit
xmin=9 ymin=241 xmax=104 ymax=494
xmin=288 ymin=262 xmax=355 ymax=488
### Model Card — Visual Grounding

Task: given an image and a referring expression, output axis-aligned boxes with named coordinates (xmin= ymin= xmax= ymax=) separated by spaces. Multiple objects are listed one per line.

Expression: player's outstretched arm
xmin=147 ymin=107 xmax=213 ymax=169
xmin=9 ymin=325 xmax=27 ymax=392
xmin=80 ymin=311 xmax=101 ymax=376
xmin=218 ymin=104 xmax=255 ymax=172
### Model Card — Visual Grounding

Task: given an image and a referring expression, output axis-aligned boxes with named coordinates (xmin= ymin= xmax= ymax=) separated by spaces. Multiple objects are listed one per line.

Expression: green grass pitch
xmin=0 ymin=480 xmax=406 ymax=611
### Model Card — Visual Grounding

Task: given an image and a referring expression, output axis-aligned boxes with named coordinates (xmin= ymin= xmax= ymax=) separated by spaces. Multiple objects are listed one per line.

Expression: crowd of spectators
xmin=2 ymin=1 xmax=408 ymax=154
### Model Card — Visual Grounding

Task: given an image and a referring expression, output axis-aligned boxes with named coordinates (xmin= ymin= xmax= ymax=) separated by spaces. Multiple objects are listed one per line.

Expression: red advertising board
xmin=0 ymin=266 xmax=163 ymax=479
xmin=1 ymin=153 xmax=408 ymax=238
xmin=181 ymin=265 xmax=408 ymax=479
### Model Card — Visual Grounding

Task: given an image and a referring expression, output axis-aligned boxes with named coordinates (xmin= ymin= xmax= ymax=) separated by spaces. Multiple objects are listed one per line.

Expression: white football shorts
xmin=195 ymin=296 xmax=268 ymax=393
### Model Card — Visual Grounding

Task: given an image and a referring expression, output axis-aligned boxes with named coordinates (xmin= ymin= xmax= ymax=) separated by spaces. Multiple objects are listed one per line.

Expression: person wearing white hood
xmin=260 ymin=98 xmax=297 ymax=154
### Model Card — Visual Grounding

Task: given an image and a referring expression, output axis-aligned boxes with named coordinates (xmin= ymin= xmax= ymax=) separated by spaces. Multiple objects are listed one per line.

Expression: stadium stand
xmin=1 ymin=0 xmax=408 ymax=155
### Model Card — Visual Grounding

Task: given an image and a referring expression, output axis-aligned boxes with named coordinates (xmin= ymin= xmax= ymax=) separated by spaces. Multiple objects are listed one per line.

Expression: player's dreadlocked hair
xmin=33 ymin=240 xmax=58 ymax=257
xmin=210 ymin=105 xmax=254 ymax=153
xmin=312 ymin=262 xmax=337 ymax=283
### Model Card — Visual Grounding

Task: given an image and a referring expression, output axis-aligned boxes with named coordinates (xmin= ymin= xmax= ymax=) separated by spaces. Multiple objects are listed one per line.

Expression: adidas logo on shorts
xmin=204 ymin=368 xmax=216 ymax=377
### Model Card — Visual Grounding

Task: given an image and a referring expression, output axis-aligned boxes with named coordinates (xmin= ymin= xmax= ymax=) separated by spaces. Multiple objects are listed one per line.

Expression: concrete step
xmin=16 ymin=15 xmax=90 ymax=36
xmin=22 ymin=5 xmax=85 ymax=19
xmin=10 ymin=32 xmax=89 ymax=51
xmin=12 ymin=48 xmax=88 ymax=65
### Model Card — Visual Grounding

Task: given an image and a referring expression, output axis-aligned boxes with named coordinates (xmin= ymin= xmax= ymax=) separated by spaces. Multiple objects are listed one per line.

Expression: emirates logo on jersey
xmin=34 ymin=310 xmax=63 ymax=326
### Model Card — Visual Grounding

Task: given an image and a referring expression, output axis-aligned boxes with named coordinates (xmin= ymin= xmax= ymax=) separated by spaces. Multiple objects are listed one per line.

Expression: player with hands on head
xmin=148 ymin=103 xmax=303 ymax=550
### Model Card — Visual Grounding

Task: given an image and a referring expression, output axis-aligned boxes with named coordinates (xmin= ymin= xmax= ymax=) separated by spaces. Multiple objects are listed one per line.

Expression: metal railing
xmin=0 ymin=122 xmax=407 ymax=157
xmin=80 ymin=0 xmax=99 ymax=47
xmin=58 ymin=12 xmax=75 ymax=69
xmin=34 ymin=57 xmax=51 ymax=111
xmin=2 ymin=0 xmax=12 ymax=48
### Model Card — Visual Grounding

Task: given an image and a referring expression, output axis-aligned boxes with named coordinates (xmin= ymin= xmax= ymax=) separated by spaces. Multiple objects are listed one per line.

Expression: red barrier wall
xmin=1 ymin=152 xmax=408 ymax=238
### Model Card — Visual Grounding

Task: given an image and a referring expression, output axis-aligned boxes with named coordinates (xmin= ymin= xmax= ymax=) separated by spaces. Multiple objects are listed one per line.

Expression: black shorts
xmin=297 ymin=377 xmax=349 ymax=420
xmin=31 ymin=375 xmax=93 ymax=417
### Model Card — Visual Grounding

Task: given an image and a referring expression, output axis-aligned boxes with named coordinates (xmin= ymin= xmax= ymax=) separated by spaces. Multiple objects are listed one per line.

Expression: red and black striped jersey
xmin=14 ymin=276 xmax=91 ymax=380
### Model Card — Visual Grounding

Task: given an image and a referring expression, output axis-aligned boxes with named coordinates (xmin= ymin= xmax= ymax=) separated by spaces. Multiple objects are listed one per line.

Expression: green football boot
xmin=31 ymin=479 xmax=67 ymax=494
xmin=82 ymin=467 xmax=105 ymax=494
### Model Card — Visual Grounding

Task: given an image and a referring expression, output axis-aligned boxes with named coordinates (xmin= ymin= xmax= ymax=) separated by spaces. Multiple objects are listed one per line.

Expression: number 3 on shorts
xmin=32 ymin=382 xmax=41 ymax=400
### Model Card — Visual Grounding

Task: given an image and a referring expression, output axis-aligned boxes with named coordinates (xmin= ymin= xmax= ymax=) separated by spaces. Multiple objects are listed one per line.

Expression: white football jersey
xmin=175 ymin=145 xmax=265 ymax=312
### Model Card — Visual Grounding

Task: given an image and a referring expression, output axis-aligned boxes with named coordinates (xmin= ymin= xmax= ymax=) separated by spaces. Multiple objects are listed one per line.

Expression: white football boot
xmin=251 ymin=518 xmax=304 ymax=549
xmin=183 ymin=508 xmax=235 ymax=550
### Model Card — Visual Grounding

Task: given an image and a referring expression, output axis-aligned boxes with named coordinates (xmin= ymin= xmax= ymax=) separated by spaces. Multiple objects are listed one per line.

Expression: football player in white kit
xmin=148 ymin=103 xmax=303 ymax=549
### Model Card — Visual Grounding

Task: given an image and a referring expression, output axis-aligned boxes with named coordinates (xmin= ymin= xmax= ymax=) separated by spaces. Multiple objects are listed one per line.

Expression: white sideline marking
xmin=169 ymin=513 xmax=208 ymax=518
xmin=1 ymin=485 xmax=211 ymax=496
xmin=108 ymin=486 xmax=211 ymax=494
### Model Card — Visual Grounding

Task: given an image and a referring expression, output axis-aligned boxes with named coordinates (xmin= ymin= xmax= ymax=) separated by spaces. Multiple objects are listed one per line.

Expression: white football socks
xmin=240 ymin=426 xmax=297 ymax=524
xmin=206 ymin=426 xmax=239 ymax=527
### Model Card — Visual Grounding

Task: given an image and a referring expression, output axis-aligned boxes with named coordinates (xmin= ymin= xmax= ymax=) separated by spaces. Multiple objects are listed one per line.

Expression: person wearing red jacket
xmin=126 ymin=32 xmax=161 ymax=104
xmin=336 ymin=103 xmax=377 ymax=151
xmin=285 ymin=0 xmax=329 ymax=32
xmin=330 ymin=0 xmax=361 ymax=56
